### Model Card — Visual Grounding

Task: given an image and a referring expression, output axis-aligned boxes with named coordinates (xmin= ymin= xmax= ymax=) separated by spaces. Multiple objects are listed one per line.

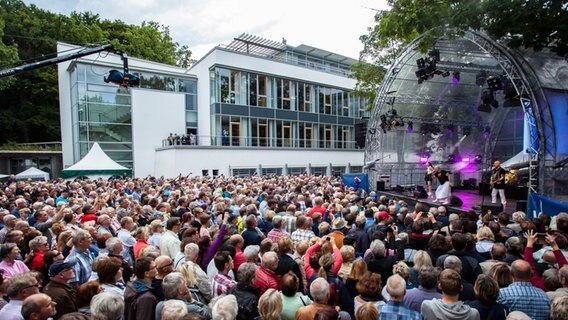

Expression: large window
xmin=298 ymin=83 xmax=312 ymax=112
xmin=277 ymin=79 xmax=294 ymax=110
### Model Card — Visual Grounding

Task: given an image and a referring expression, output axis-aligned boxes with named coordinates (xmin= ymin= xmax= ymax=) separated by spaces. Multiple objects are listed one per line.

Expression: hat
xmin=378 ymin=211 xmax=389 ymax=220
xmin=332 ymin=217 xmax=347 ymax=230
xmin=354 ymin=196 xmax=362 ymax=203
xmin=49 ymin=260 xmax=76 ymax=277
xmin=71 ymin=204 xmax=81 ymax=213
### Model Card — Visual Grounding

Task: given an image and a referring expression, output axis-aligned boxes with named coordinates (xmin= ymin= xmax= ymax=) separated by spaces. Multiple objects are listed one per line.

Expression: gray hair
xmin=184 ymin=243 xmax=199 ymax=261
xmin=443 ymin=255 xmax=462 ymax=274
xmin=512 ymin=211 xmax=527 ymax=224
xmin=243 ymin=245 xmax=260 ymax=262
xmin=386 ymin=274 xmax=406 ymax=299
xmin=310 ymin=277 xmax=330 ymax=304
xmin=237 ymin=263 xmax=257 ymax=286
xmin=211 ymin=294 xmax=238 ymax=320
xmin=506 ymin=311 xmax=532 ymax=320
xmin=105 ymin=237 xmax=122 ymax=253
xmin=162 ymin=299 xmax=188 ymax=320
xmin=72 ymin=229 xmax=91 ymax=246
xmin=262 ymin=251 xmax=278 ymax=270
xmin=29 ymin=236 xmax=47 ymax=251
xmin=272 ymin=216 xmax=283 ymax=229
xmin=370 ymin=239 xmax=386 ymax=257
xmin=3 ymin=214 xmax=16 ymax=224
xmin=21 ymin=293 xmax=49 ymax=319
xmin=90 ymin=292 xmax=124 ymax=320
xmin=162 ymin=272 xmax=186 ymax=299
xmin=5 ymin=272 xmax=36 ymax=298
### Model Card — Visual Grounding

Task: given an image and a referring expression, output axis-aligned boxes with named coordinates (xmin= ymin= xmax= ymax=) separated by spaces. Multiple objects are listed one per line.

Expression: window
xmin=229 ymin=70 xmax=240 ymax=104
xmin=298 ymin=83 xmax=312 ymax=112
xmin=258 ymin=75 xmax=267 ymax=107
xmin=299 ymin=123 xmax=313 ymax=148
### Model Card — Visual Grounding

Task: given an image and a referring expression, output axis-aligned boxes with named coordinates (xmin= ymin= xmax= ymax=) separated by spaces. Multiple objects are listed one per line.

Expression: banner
xmin=341 ymin=173 xmax=369 ymax=193
xmin=527 ymin=192 xmax=568 ymax=219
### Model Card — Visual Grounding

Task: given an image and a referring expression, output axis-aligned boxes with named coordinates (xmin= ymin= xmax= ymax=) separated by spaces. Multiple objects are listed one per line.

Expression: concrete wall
xmin=131 ymin=89 xmax=186 ymax=177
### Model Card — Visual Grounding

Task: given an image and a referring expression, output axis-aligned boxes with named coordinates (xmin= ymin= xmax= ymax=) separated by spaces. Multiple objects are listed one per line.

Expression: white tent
xmin=16 ymin=167 xmax=50 ymax=181
xmin=501 ymin=151 xmax=531 ymax=169
xmin=60 ymin=143 xmax=132 ymax=179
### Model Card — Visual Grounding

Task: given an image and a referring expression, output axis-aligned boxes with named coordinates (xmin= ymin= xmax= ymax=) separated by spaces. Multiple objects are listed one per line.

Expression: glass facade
xmin=210 ymin=67 xmax=368 ymax=149
xmin=70 ymin=64 xmax=197 ymax=167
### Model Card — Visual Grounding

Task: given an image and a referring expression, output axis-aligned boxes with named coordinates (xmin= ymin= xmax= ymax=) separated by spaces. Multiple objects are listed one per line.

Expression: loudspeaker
xmin=376 ymin=180 xmax=385 ymax=191
xmin=414 ymin=185 xmax=428 ymax=199
xmin=354 ymin=122 xmax=367 ymax=148
xmin=449 ymin=195 xmax=463 ymax=207
xmin=516 ymin=200 xmax=527 ymax=212
xmin=481 ymin=203 xmax=503 ymax=215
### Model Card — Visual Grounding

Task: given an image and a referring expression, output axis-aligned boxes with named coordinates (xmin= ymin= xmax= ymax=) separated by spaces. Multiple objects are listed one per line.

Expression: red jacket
xmin=253 ymin=265 xmax=280 ymax=296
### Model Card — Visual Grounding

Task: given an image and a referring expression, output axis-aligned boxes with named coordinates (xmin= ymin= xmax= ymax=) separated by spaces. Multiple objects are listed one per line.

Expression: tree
xmin=0 ymin=0 xmax=192 ymax=144
xmin=361 ymin=0 xmax=567 ymax=65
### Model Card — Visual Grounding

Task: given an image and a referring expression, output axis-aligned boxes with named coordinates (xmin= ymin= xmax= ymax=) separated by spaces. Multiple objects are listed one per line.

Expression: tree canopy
xmin=0 ymin=0 xmax=192 ymax=144
xmin=355 ymin=0 xmax=567 ymax=106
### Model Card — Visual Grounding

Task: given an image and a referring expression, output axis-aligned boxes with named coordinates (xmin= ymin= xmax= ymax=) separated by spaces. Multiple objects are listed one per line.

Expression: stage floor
xmin=377 ymin=189 xmax=520 ymax=215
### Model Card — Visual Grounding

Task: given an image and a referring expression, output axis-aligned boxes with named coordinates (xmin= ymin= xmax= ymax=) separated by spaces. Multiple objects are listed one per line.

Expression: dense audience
xmin=0 ymin=174 xmax=567 ymax=320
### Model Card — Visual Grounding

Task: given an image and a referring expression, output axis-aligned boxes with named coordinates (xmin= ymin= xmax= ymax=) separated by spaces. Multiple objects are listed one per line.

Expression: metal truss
xmin=366 ymin=30 xmax=555 ymax=196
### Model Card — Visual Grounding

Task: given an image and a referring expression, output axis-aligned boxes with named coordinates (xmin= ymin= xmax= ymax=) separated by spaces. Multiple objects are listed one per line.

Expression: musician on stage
xmin=491 ymin=160 xmax=507 ymax=208
xmin=433 ymin=165 xmax=452 ymax=205
xmin=424 ymin=162 xmax=436 ymax=198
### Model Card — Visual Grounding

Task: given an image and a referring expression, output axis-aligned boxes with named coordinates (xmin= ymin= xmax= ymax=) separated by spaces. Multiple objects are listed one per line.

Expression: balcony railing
xmin=162 ymin=135 xmax=364 ymax=150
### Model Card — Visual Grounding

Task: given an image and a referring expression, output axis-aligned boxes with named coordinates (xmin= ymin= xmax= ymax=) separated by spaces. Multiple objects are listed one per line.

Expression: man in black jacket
xmin=364 ymin=225 xmax=405 ymax=286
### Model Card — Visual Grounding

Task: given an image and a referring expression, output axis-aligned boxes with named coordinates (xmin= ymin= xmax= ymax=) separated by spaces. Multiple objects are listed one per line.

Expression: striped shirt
xmin=211 ymin=273 xmax=236 ymax=298
xmin=65 ymin=248 xmax=96 ymax=284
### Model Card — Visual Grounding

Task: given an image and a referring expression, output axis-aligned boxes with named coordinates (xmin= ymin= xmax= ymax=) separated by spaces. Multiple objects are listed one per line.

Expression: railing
xmin=161 ymin=135 xmax=364 ymax=150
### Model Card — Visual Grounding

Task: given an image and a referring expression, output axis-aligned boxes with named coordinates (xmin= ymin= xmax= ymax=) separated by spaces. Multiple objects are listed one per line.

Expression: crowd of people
xmin=0 ymin=173 xmax=567 ymax=320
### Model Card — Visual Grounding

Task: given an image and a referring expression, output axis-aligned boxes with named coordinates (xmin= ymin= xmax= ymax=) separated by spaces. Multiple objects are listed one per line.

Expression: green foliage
xmin=357 ymin=0 xmax=567 ymax=110
xmin=0 ymin=0 xmax=192 ymax=144
xmin=350 ymin=61 xmax=386 ymax=110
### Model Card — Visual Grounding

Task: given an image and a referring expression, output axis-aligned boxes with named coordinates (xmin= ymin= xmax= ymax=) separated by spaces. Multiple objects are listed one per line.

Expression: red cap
xmin=378 ymin=211 xmax=389 ymax=220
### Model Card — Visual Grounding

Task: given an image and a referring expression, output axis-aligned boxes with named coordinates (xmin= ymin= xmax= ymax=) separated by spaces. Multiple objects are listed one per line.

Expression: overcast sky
xmin=22 ymin=0 xmax=389 ymax=61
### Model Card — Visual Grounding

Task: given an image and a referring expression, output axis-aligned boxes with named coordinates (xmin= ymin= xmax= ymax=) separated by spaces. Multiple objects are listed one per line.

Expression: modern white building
xmin=57 ymin=34 xmax=368 ymax=178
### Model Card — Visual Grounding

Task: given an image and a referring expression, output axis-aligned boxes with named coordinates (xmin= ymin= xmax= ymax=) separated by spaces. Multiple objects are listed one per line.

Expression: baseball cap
xmin=49 ymin=260 xmax=77 ymax=277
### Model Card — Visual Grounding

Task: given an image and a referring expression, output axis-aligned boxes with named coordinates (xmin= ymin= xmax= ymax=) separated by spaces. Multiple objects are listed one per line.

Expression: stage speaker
xmin=414 ymin=185 xmax=428 ymax=199
xmin=516 ymin=200 xmax=527 ymax=212
xmin=354 ymin=122 xmax=367 ymax=148
xmin=481 ymin=203 xmax=503 ymax=215
xmin=449 ymin=195 xmax=463 ymax=207
xmin=376 ymin=180 xmax=385 ymax=191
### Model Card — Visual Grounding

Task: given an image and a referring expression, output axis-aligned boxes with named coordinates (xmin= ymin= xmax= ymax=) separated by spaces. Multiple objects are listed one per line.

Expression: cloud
xmin=23 ymin=0 xmax=388 ymax=60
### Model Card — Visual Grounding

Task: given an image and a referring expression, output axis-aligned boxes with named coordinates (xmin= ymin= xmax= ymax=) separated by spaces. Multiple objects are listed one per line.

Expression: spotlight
xmin=452 ymin=71 xmax=460 ymax=84
xmin=476 ymin=71 xmax=487 ymax=86
xmin=487 ymin=76 xmax=503 ymax=91
xmin=441 ymin=71 xmax=450 ymax=77
xmin=478 ymin=90 xmax=495 ymax=112
xmin=503 ymin=81 xmax=521 ymax=107
xmin=420 ymin=156 xmax=429 ymax=163
xmin=446 ymin=125 xmax=455 ymax=134
xmin=416 ymin=58 xmax=426 ymax=69
xmin=428 ymin=49 xmax=440 ymax=63
xmin=462 ymin=126 xmax=472 ymax=136
xmin=483 ymin=126 xmax=491 ymax=138
xmin=407 ymin=121 xmax=414 ymax=133
xmin=474 ymin=154 xmax=483 ymax=164
xmin=447 ymin=154 xmax=456 ymax=164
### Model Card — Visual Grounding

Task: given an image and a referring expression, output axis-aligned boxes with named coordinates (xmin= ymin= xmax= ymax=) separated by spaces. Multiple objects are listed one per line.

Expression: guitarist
xmin=490 ymin=160 xmax=507 ymax=209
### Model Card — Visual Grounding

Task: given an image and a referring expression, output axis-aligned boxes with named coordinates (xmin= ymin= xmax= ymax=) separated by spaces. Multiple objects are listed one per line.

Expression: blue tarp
xmin=527 ymin=193 xmax=568 ymax=218
xmin=341 ymin=173 xmax=369 ymax=193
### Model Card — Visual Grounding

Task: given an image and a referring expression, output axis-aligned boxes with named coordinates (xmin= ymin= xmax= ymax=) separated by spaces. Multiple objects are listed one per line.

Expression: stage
xmin=376 ymin=188 xmax=525 ymax=216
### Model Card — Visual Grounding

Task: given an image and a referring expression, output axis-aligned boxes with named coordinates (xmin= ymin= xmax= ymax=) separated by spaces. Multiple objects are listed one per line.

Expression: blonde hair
xmin=393 ymin=261 xmax=410 ymax=281
xmin=413 ymin=250 xmax=433 ymax=270
xmin=258 ymin=288 xmax=282 ymax=320
xmin=477 ymin=226 xmax=495 ymax=242
xmin=356 ymin=301 xmax=378 ymax=320
xmin=317 ymin=253 xmax=335 ymax=279
xmin=177 ymin=262 xmax=197 ymax=287
xmin=340 ymin=245 xmax=355 ymax=262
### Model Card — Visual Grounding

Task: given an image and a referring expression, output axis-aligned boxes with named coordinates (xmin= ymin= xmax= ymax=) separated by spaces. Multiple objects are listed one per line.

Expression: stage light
xmin=452 ymin=71 xmax=460 ymax=84
xmin=474 ymin=154 xmax=483 ymax=164
xmin=446 ymin=125 xmax=455 ymax=134
xmin=420 ymin=156 xmax=429 ymax=163
xmin=407 ymin=121 xmax=413 ymax=133
xmin=483 ymin=126 xmax=491 ymax=138
xmin=476 ymin=71 xmax=487 ymax=86
xmin=462 ymin=157 xmax=470 ymax=162
xmin=416 ymin=58 xmax=426 ymax=69
xmin=441 ymin=71 xmax=450 ymax=77
xmin=487 ymin=76 xmax=503 ymax=91
xmin=447 ymin=154 xmax=456 ymax=164
xmin=478 ymin=90 xmax=495 ymax=112
xmin=462 ymin=126 xmax=472 ymax=136
xmin=428 ymin=49 xmax=440 ymax=63
xmin=503 ymin=81 xmax=521 ymax=107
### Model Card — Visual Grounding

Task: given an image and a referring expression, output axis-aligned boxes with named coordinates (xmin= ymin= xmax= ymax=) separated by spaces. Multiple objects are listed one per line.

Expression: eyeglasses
xmin=22 ymin=283 xmax=39 ymax=291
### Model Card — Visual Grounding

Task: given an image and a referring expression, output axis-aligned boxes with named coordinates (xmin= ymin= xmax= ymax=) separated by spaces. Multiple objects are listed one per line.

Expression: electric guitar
xmin=490 ymin=169 xmax=505 ymax=188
